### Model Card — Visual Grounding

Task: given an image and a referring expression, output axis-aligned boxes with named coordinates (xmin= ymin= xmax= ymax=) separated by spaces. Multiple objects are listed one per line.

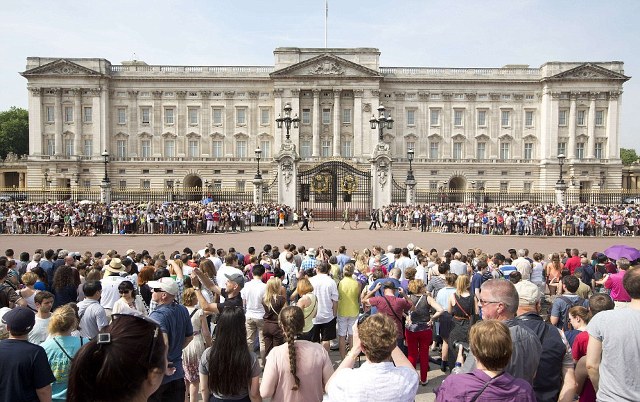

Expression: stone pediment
xmin=270 ymin=54 xmax=382 ymax=79
xmin=547 ymin=63 xmax=629 ymax=81
xmin=22 ymin=59 xmax=103 ymax=77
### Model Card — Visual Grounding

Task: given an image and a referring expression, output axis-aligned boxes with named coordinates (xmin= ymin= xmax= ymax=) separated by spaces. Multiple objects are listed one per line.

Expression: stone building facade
xmin=20 ymin=47 xmax=629 ymax=204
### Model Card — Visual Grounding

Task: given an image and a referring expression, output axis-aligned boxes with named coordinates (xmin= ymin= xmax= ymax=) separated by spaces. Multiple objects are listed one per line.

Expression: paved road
xmin=2 ymin=221 xmax=638 ymax=257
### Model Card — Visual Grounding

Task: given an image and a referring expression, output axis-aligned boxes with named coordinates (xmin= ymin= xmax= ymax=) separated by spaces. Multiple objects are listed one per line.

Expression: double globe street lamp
xmin=369 ymin=105 xmax=394 ymax=142
xmin=275 ymin=103 xmax=299 ymax=142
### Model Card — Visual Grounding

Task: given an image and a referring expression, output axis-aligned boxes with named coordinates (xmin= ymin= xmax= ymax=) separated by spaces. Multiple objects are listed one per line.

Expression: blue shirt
xmin=336 ymin=253 xmax=351 ymax=271
xmin=41 ymin=336 xmax=86 ymax=401
xmin=149 ymin=302 xmax=193 ymax=384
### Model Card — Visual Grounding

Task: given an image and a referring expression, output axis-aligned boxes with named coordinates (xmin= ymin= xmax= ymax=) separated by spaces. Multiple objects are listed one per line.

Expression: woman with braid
xmin=260 ymin=306 xmax=333 ymax=402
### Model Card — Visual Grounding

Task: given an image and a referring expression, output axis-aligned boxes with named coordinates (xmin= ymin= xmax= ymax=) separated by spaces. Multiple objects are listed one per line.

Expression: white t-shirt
xmin=28 ymin=316 xmax=51 ymax=344
xmin=216 ymin=265 xmax=243 ymax=303
xmin=100 ymin=275 xmax=127 ymax=310
xmin=310 ymin=274 xmax=338 ymax=325
xmin=394 ymin=257 xmax=416 ymax=280
xmin=241 ymin=279 xmax=267 ymax=320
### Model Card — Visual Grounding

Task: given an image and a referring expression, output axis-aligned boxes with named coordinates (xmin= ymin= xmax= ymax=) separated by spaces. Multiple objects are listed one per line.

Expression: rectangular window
xmin=524 ymin=142 xmax=533 ymax=159
xmin=83 ymin=107 xmax=92 ymax=123
xmin=212 ymin=108 xmax=222 ymax=125
xmin=46 ymin=106 xmax=55 ymax=122
xmin=83 ymin=139 xmax=92 ymax=156
xmin=577 ymin=110 xmax=586 ymax=126
xmin=236 ymin=140 xmax=247 ymax=158
xmin=343 ymin=108 xmax=352 ymax=124
xmin=341 ymin=140 xmax=353 ymax=157
xmin=302 ymin=109 xmax=311 ymax=124
xmin=406 ymin=110 xmax=415 ymax=126
xmin=595 ymin=110 xmax=604 ymax=126
xmin=557 ymin=142 xmax=567 ymax=157
xmin=576 ymin=142 xmax=585 ymax=159
xmin=500 ymin=181 xmax=509 ymax=192
xmin=188 ymin=108 xmax=198 ymax=125
xmin=501 ymin=110 xmax=511 ymax=127
xmin=500 ymin=142 xmax=510 ymax=159
xmin=525 ymin=110 xmax=534 ymax=127
xmin=476 ymin=142 xmax=486 ymax=160
xmin=164 ymin=140 xmax=175 ymax=157
xmin=64 ymin=139 xmax=74 ymax=156
xmin=212 ymin=180 xmax=222 ymax=191
xmin=82 ymin=180 xmax=91 ymax=188
xmin=119 ymin=180 xmax=127 ymax=189
xmin=141 ymin=107 xmax=151 ymax=124
xmin=260 ymin=140 xmax=271 ymax=158
xmin=142 ymin=180 xmax=150 ymax=189
xmin=595 ymin=142 xmax=603 ymax=159
xmin=236 ymin=180 xmax=246 ymax=192
xmin=164 ymin=108 xmax=175 ymax=124
xmin=454 ymin=110 xmax=463 ymax=126
xmin=64 ymin=106 xmax=73 ymax=122
xmin=260 ymin=109 xmax=270 ymax=125
xmin=430 ymin=109 xmax=440 ymax=125
xmin=523 ymin=182 xmax=532 ymax=192
xmin=453 ymin=142 xmax=463 ymax=159
xmin=188 ymin=140 xmax=199 ymax=157
xmin=558 ymin=110 xmax=567 ymax=126
xmin=321 ymin=139 xmax=331 ymax=157
xmin=429 ymin=142 xmax=439 ymax=159
xmin=211 ymin=140 xmax=223 ymax=158
xmin=322 ymin=108 xmax=331 ymax=125
xmin=300 ymin=139 xmax=311 ymax=158
xmin=477 ymin=110 xmax=486 ymax=127
xmin=236 ymin=108 xmax=246 ymax=125
xmin=117 ymin=108 xmax=126 ymax=124
xmin=47 ymin=139 xmax=55 ymax=155
xmin=406 ymin=141 xmax=415 ymax=154
xmin=141 ymin=140 xmax=151 ymax=158
xmin=117 ymin=140 xmax=126 ymax=158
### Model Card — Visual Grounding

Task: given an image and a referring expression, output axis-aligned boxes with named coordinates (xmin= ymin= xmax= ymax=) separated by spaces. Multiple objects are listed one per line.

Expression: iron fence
xmin=391 ymin=178 xmax=406 ymax=204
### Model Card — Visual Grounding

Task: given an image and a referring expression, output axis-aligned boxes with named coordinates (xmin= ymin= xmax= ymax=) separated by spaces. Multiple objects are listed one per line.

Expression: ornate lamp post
xmin=101 ymin=149 xmax=110 ymax=183
xmin=405 ymin=147 xmax=416 ymax=205
xmin=369 ymin=105 xmax=394 ymax=143
xmin=406 ymin=148 xmax=415 ymax=181
xmin=275 ymin=103 xmax=299 ymax=142
xmin=556 ymin=153 xmax=567 ymax=206
xmin=254 ymin=148 xmax=262 ymax=180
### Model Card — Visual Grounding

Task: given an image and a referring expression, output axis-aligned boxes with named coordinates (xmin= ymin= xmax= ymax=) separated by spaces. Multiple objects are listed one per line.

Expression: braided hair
xmin=279 ymin=306 xmax=304 ymax=390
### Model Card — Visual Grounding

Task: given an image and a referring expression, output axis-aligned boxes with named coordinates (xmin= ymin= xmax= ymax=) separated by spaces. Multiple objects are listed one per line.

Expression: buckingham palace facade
xmin=20 ymin=47 xmax=629 ymax=202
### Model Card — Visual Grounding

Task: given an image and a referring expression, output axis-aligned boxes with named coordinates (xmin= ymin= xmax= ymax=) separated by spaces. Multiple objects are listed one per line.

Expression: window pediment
xmin=475 ymin=133 xmax=490 ymax=141
xmin=161 ymin=132 xmax=177 ymax=139
xmin=452 ymin=133 xmax=466 ymax=141
xmin=499 ymin=133 xmax=513 ymax=141
xmin=427 ymin=133 xmax=442 ymax=141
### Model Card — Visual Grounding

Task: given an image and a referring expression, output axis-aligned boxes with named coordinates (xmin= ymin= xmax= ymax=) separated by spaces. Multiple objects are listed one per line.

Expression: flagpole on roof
xmin=324 ymin=0 xmax=328 ymax=48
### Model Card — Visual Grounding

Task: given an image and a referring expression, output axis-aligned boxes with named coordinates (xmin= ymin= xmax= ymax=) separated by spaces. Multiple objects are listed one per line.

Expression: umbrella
xmin=520 ymin=201 xmax=530 ymax=206
xmin=603 ymin=245 xmax=640 ymax=261
xmin=201 ymin=197 xmax=212 ymax=205
xmin=78 ymin=200 xmax=94 ymax=205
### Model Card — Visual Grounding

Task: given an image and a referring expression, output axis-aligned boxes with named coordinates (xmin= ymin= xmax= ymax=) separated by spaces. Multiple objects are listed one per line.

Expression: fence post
xmin=253 ymin=178 xmax=263 ymax=205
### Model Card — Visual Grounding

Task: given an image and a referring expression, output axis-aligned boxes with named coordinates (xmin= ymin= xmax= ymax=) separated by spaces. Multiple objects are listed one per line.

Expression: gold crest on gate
xmin=312 ymin=173 xmax=332 ymax=193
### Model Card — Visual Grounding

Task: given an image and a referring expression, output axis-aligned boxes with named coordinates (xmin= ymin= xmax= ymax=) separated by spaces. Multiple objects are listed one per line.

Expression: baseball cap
xmin=147 ymin=277 xmax=179 ymax=296
xmin=382 ymin=281 xmax=398 ymax=290
xmin=225 ymin=273 xmax=245 ymax=289
xmin=515 ymin=280 xmax=542 ymax=305
xmin=2 ymin=306 xmax=36 ymax=333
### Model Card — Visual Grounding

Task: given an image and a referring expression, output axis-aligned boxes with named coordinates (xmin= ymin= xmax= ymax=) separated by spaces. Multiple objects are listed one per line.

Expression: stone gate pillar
xmin=253 ymin=178 xmax=263 ymax=205
xmin=406 ymin=178 xmax=416 ymax=205
xmin=100 ymin=180 xmax=112 ymax=205
xmin=370 ymin=143 xmax=392 ymax=209
xmin=274 ymin=140 xmax=299 ymax=208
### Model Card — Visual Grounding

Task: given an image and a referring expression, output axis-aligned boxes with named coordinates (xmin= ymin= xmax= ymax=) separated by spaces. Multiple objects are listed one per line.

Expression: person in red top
xmin=565 ymin=248 xmax=582 ymax=275
xmin=603 ymin=257 xmax=632 ymax=307
xmin=572 ymin=294 xmax=614 ymax=402
xmin=363 ymin=280 xmax=413 ymax=354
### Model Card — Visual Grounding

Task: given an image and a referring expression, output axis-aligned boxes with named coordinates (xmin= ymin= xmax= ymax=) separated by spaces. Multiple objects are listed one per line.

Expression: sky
xmin=1 ymin=0 xmax=639 ymax=150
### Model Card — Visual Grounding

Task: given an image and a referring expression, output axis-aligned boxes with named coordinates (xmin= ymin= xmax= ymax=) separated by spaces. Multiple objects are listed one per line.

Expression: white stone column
xmin=54 ymin=89 xmax=63 ymax=155
xmin=275 ymin=155 xmax=297 ymax=207
xmin=605 ymin=91 xmax=620 ymax=159
xmin=312 ymin=89 xmax=320 ymax=157
xmin=73 ymin=88 xmax=83 ymax=156
xmin=128 ymin=90 xmax=139 ymax=156
xmin=333 ymin=89 xmax=341 ymax=156
xmin=27 ymin=87 xmax=43 ymax=156
xmin=274 ymin=89 xmax=283 ymax=151
xmin=371 ymin=156 xmax=392 ymax=209
xmin=200 ymin=91 xmax=210 ymax=156
xmin=100 ymin=87 xmax=110 ymax=156
xmin=177 ymin=91 xmax=186 ymax=156
xmin=587 ymin=93 xmax=596 ymax=158
xmin=567 ymin=93 xmax=577 ymax=159
xmin=353 ymin=89 xmax=363 ymax=158
xmin=91 ymin=90 xmax=102 ymax=157
xmin=252 ymin=178 xmax=263 ymax=205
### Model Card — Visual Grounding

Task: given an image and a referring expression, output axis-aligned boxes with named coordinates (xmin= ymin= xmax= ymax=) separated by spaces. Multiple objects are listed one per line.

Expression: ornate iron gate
xmin=391 ymin=178 xmax=406 ymax=204
xmin=297 ymin=161 xmax=371 ymax=221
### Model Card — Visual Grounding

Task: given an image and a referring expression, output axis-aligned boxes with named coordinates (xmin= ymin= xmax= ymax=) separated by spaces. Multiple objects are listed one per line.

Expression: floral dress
xmin=182 ymin=307 xmax=207 ymax=382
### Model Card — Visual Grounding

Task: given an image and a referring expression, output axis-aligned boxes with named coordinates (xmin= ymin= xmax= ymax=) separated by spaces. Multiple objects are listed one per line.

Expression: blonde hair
xmin=21 ymin=272 xmax=38 ymax=286
xmin=263 ymin=277 xmax=282 ymax=310
xmin=469 ymin=320 xmax=512 ymax=371
xmin=408 ymin=279 xmax=426 ymax=295
xmin=455 ymin=274 xmax=470 ymax=295
xmin=48 ymin=304 xmax=78 ymax=335
xmin=182 ymin=288 xmax=198 ymax=307
xmin=296 ymin=277 xmax=313 ymax=296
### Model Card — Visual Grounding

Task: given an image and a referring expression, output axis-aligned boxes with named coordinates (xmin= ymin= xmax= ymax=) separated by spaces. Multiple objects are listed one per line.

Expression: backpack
xmin=559 ymin=295 xmax=585 ymax=330
xmin=0 ymin=284 xmax=10 ymax=308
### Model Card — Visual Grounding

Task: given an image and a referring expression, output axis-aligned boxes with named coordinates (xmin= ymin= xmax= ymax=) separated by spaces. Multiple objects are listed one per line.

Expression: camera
xmin=453 ymin=341 xmax=470 ymax=355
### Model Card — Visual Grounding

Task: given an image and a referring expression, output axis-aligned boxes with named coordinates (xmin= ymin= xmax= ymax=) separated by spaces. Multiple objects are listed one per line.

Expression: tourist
xmin=336 ymin=263 xmax=361 ymax=359
xmin=294 ymin=277 xmax=317 ymax=340
xmin=28 ymin=290 xmax=54 ymax=344
xmin=111 ymin=280 xmax=147 ymax=316
xmin=182 ymin=288 xmax=212 ymax=402
xmin=262 ymin=277 xmax=286 ymax=357
xmin=447 ymin=275 xmax=475 ymax=370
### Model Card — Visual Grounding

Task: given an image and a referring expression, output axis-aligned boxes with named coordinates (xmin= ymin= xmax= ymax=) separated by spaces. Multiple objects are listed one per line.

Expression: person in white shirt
xmin=28 ymin=291 xmax=54 ymax=344
xmin=394 ymin=248 xmax=416 ymax=281
xmin=513 ymin=249 xmax=532 ymax=280
xmin=26 ymin=253 xmax=42 ymax=272
xmin=241 ymin=264 xmax=267 ymax=362
xmin=216 ymin=254 xmax=243 ymax=303
xmin=100 ymin=258 xmax=128 ymax=317
xmin=385 ymin=245 xmax=396 ymax=267
xmin=309 ymin=261 xmax=339 ymax=351
xmin=449 ymin=252 xmax=469 ymax=276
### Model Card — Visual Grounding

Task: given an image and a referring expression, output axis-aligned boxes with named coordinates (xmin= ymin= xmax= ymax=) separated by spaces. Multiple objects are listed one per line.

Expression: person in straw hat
xmin=100 ymin=258 xmax=127 ymax=318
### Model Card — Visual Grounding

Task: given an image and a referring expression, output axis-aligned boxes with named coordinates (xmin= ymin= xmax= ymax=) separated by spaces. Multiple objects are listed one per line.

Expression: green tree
xmin=620 ymin=148 xmax=639 ymax=165
xmin=0 ymin=107 xmax=29 ymax=159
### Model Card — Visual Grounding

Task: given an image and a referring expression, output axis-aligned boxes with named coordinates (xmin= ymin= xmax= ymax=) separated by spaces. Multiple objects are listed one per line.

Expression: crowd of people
xmin=0 ymin=241 xmax=639 ymax=402
xmin=370 ymin=203 xmax=640 ymax=237
xmin=0 ymin=201 xmax=292 ymax=236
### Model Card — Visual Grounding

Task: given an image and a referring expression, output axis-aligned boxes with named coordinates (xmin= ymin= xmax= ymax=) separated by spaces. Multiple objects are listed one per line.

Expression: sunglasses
xmin=152 ymin=288 xmax=166 ymax=293
xmin=110 ymin=314 xmax=161 ymax=368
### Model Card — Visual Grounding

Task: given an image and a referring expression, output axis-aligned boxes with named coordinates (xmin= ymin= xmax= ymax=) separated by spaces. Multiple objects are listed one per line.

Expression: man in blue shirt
xmin=148 ymin=277 xmax=193 ymax=402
